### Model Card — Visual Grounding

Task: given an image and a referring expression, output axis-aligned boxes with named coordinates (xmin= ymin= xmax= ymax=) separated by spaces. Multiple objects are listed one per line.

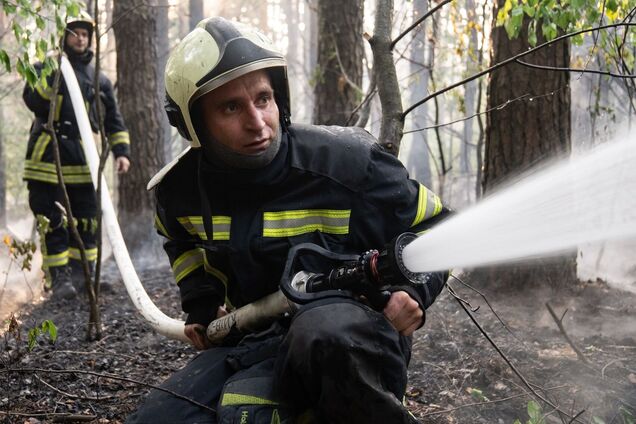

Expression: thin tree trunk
xmin=189 ymin=0 xmax=204 ymax=31
xmin=0 ymin=105 xmax=6 ymax=229
xmin=402 ymin=0 xmax=432 ymax=187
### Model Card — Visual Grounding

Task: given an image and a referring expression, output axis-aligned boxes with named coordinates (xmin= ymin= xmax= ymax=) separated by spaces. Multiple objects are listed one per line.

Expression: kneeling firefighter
xmin=127 ymin=17 xmax=450 ymax=424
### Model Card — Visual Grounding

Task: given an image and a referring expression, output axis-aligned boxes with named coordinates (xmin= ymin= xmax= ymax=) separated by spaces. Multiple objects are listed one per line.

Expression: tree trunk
xmin=313 ymin=0 xmax=364 ymax=125
xmin=402 ymin=0 xmax=432 ymax=187
xmin=189 ymin=0 xmax=204 ymax=31
xmin=462 ymin=0 xmax=479 ymax=177
xmin=113 ymin=0 xmax=169 ymax=260
xmin=480 ymin=0 xmax=577 ymax=287
xmin=0 ymin=105 xmax=6 ymax=228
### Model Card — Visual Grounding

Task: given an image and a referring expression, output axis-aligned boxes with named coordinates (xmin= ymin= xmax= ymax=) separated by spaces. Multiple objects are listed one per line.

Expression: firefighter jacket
xmin=22 ymin=49 xmax=130 ymax=185
xmin=152 ymin=124 xmax=450 ymax=327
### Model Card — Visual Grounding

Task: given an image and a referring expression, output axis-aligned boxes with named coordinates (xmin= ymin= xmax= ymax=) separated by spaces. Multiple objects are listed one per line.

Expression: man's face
xmin=66 ymin=27 xmax=90 ymax=54
xmin=198 ymin=70 xmax=280 ymax=155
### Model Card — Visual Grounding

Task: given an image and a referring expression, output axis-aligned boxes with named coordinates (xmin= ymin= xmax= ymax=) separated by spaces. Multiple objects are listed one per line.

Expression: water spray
xmin=61 ymin=56 xmax=188 ymax=342
xmin=402 ymin=135 xmax=636 ymax=273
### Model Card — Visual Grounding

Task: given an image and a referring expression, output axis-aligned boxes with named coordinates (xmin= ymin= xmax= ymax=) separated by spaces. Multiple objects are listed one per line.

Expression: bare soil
xmin=1 ymin=264 xmax=635 ymax=424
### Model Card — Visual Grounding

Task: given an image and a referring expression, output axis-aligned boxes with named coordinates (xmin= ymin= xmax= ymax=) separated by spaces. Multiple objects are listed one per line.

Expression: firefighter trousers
xmin=126 ymin=298 xmax=419 ymax=424
xmin=28 ymin=181 xmax=98 ymax=276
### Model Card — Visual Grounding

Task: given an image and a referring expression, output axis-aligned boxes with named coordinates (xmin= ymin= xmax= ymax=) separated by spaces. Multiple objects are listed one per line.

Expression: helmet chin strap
xmin=202 ymin=127 xmax=282 ymax=170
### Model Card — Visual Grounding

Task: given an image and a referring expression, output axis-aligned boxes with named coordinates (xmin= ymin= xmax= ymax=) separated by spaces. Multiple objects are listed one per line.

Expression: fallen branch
xmin=545 ymin=302 xmax=590 ymax=365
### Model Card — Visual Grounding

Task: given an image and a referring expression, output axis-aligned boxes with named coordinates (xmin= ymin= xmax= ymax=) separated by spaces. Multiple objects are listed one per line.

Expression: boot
xmin=49 ymin=265 xmax=77 ymax=300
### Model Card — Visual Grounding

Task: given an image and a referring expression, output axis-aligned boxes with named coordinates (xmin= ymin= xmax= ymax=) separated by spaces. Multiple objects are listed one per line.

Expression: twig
xmin=33 ymin=373 xmax=114 ymax=401
xmin=0 ymin=411 xmax=96 ymax=421
xmin=545 ymin=303 xmax=590 ymax=365
xmin=391 ymin=0 xmax=452 ymax=49
xmin=446 ymin=282 xmax=582 ymax=422
xmin=419 ymin=385 xmax=569 ymax=417
xmin=514 ymin=59 xmax=636 ymax=78
xmin=3 ymin=367 xmax=216 ymax=414
xmin=601 ymin=358 xmax=627 ymax=378
xmin=403 ymin=22 xmax=636 ymax=118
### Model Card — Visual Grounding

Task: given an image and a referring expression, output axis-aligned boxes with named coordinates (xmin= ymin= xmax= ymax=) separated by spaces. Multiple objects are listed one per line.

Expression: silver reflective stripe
xmin=411 ymin=184 xmax=443 ymax=227
xmin=172 ymin=249 xmax=204 ymax=283
xmin=263 ymin=209 xmax=350 ymax=237
xmin=177 ymin=216 xmax=231 ymax=240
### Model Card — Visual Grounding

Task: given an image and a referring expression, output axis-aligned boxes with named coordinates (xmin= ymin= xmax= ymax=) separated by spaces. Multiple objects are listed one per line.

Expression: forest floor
xmin=1 ymin=263 xmax=635 ymax=424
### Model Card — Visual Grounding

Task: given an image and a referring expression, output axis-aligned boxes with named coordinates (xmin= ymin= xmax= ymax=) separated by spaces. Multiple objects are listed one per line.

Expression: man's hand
xmin=383 ymin=291 xmax=424 ymax=337
xmin=115 ymin=156 xmax=130 ymax=174
xmin=184 ymin=306 xmax=228 ymax=350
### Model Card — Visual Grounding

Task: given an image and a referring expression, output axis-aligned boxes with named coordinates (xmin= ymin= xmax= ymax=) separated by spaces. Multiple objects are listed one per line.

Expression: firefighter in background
xmin=23 ymin=12 xmax=131 ymax=300
xmin=128 ymin=17 xmax=449 ymax=423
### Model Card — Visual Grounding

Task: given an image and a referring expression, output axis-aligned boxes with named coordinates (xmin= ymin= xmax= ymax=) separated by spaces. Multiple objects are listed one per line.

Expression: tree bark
xmin=113 ymin=0 xmax=169 ymax=259
xmin=313 ymin=0 xmax=364 ymax=126
xmin=480 ymin=0 xmax=577 ymax=287
xmin=402 ymin=0 xmax=432 ymax=187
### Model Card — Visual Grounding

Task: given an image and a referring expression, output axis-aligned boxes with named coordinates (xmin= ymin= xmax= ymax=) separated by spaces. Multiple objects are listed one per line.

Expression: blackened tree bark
xmin=313 ymin=0 xmax=364 ymax=125
xmin=481 ymin=0 xmax=577 ymax=287
xmin=113 ymin=0 xmax=169 ymax=259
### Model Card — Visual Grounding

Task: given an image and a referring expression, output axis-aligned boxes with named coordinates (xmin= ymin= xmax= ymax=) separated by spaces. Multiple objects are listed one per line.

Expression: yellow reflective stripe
xmin=24 ymin=160 xmax=92 ymax=184
xmin=154 ymin=215 xmax=171 ymax=239
xmin=172 ymin=249 xmax=204 ymax=283
xmin=411 ymin=184 xmax=442 ymax=227
xmin=221 ymin=393 xmax=278 ymax=407
xmin=108 ymin=131 xmax=130 ymax=146
xmin=203 ymin=256 xmax=233 ymax=309
xmin=176 ymin=216 xmax=231 ymax=241
xmin=31 ymin=133 xmax=51 ymax=161
xmin=263 ymin=209 xmax=350 ymax=237
xmin=43 ymin=250 xmax=69 ymax=268
xmin=24 ymin=169 xmax=58 ymax=183
xmin=55 ymin=95 xmax=63 ymax=121
xmin=69 ymin=247 xmax=98 ymax=261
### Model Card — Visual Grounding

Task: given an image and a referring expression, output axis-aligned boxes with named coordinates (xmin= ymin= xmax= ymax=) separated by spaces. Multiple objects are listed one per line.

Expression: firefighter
xmin=23 ymin=11 xmax=131 ymax=300
xmin=128 ymin=17 xmax=449 ymax=423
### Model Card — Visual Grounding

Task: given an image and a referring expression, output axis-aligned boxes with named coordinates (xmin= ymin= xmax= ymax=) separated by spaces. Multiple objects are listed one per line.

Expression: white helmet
xmin=164 ymin=17 xmax=290 ymax=148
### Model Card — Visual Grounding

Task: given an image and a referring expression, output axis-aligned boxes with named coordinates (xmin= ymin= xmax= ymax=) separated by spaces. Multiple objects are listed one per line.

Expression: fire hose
xmin=206 ymin=233 xmax=427 ymax=345
xmin=60 ymin=55 xmax=189 ymax=342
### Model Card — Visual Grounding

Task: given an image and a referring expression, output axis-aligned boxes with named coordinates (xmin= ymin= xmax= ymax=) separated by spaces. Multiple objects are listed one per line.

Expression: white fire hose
xmin=60 ymin=55 xmax=188 ymax=342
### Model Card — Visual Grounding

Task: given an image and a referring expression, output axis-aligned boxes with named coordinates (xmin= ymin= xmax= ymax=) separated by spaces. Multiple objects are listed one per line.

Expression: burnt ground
xmin=1 ymin=264 xmax=635 ymax=424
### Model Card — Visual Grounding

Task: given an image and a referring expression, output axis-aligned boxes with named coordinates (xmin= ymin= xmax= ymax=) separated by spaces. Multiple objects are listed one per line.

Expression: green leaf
xmin=528 ymin=21 xmax=538 ymax=46
xmin=591 ymin=416 xmax=606 ymax=424
xmin=606 ymin=0 xmax=619 ymax=12
xmin=3 ymin=3 xmax=16 ymax=13
xmin=527 ymin=400 xmax=542 ymax=420
xmin=36 ymin=15 xmax=46 ymax=31
xmin=67 ymin=2 xmax=80 ymax=17
xmin=571 ymin=0 xmax=586 ymax=8
xmin=0 ymin=50 xmax=11 ymax=72
xmin=42 ymin=320 xmax=58 ymax=342
xmin=522 ymin=4 xmax=535 ymax=17
xmin=27 ymin=327 xmax=40 ymax=351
